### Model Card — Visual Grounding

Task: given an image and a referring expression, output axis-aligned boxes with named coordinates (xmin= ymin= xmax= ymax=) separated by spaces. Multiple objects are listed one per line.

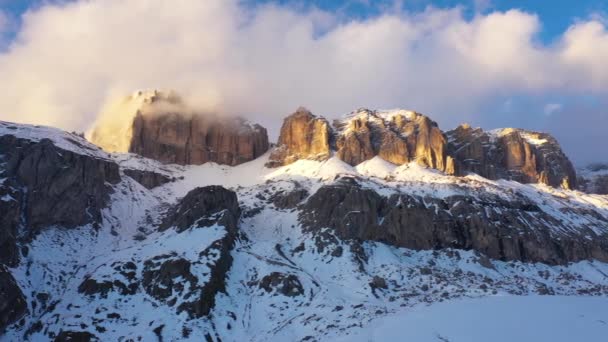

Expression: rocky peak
xmin=265 ymin=107 xmax=331 ymax=167
xmin=578 ymin=163 xmax=608 ymax=194
xmin=89 ymin=90 xmax=269 ymax=166
xmin=0 ymin=124 xmax=121 ymax=241
xmin=447 ymin=125 xmax=577 ymax=189
xmin=269 ymin=107 xmax=455 ymax=173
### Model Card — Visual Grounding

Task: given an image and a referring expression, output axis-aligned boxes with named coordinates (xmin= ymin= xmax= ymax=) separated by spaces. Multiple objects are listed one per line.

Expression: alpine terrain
xmin=1 ymin=90 xmax=608 ymax=341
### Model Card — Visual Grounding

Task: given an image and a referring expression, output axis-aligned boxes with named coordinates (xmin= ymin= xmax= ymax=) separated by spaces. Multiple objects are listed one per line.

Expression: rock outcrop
xmin=259 ymin=272 xmax=304 ymax=297
xmin=77 ymin=186 xmax=241 ymax=320
xmin=89 ymin=90 xmax=269 ymax=166
xmin=123 ymin=168 xmax=173 ymax=189
xmin=130 ymin=113 xmax=269 ymax=166
xmin=334 ymin=109 xmax=455 ymax=173
xmin=160 ymin=186 xmax=240 ymax=233
xmin=0 ymin=267 xmax=27 ymax=333
xmin=447 ymin=125 xmax=576 ymax=189
xmin=0 ymin=134 xmax=120 ymax=266
xmin=300 ymin=178 xmax=608 ymax=265
xmin=266 ymin=108 xmax=331 ymax=167
xmin=578 ymin=164 xmax=608 ymax=195
xmin=268 ymin=108 xmax=455 ymax=174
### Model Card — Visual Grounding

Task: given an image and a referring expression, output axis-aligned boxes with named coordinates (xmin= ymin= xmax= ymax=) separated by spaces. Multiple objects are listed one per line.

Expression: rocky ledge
xmin=299 ymin=177 xmax=608 ymax=265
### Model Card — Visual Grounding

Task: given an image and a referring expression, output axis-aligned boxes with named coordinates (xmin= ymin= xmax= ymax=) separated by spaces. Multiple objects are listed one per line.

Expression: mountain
xmin=1 ymin=100 xmax=608 ymax=341
xmin=578 ymin=163 xmax=608 ymax=194
xmin=88 ymin=90 xmax=269 ymax=166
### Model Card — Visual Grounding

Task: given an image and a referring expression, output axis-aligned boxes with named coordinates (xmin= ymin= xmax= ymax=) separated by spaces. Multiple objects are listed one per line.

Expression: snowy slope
xmin=2 ymin=123 xmax=608 ymax=341
xmin=337 ymin=296 xmax=608 ymax=342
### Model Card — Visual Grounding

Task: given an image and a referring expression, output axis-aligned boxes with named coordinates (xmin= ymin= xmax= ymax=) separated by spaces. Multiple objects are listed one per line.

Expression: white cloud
xmin=0 ymin=0 xmax=606 ymax=150
xmin=543 ymin=103 xmax=562 ymax=116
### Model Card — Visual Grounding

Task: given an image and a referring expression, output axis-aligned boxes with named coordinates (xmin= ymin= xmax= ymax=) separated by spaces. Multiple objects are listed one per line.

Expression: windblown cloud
xmin=0 ymin=0 xmax=606 ymax=163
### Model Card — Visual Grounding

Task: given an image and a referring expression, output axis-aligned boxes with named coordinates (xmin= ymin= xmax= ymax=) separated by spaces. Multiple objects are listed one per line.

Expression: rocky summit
xmin=89 ymin=90 xmax=269 ymax=166
xmin=1 ymin=101 xmax=608 ymax=341
xmin=447 ymin=124 xmax=577 ymax=189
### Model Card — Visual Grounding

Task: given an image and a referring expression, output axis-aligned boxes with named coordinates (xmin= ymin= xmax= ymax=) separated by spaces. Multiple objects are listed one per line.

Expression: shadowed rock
xmin=160 ymin=186 xmax=240 ymax=232
xmin=0 ymin=135 xmax=120 ymax=266
xmin=0 ymin=267 xmax=27 ymax=333
xmin=447 ymin=125 xmax=576 ymax=189
xmin=123 ymin=168 xmax=173 ymax=189
xmin=299 ymin=178 xmax=608 ymax=265
xmin=259 ymin=272 xmax=304 ymax=297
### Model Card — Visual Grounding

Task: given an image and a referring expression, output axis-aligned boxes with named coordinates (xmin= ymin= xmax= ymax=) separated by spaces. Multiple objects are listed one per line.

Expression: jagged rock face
xmin=447 ymin=125 xmax=576 ymax=189
xmin=0 ymin=135 xmax=120 ymax=266
xmin=266 ymin=108 xmax=331 ymax=167
xmin=89 ymin=90 xmax=269 ymax=166
xmin=76 ymin=186 xmax=241 ymax=320
xmin=0 ymin=267 xmax=27 ymax=333
xmin=160 ymin=186 xmax=240 ymax=233
xmin=334 ymin=110 xmax=455 ymax=173
xmin=123 ymin=169 xmax=173 ymax=189
xmin=268 ymin=108 xmax=455 ymax=174
xmin=335 ymin=115 xmax=377 ymax=166
xmin=578 ymin=164 xmax=608 ymax=195
xmin=259 ymin=272 xmax=304 ymax=297
xmin=54 ymin=331 xmax=98 ymax=342
xmin=130 ymin=113 xmax=269 ymax=166
xmin=299 ymin=178 xmax=608 ymax=265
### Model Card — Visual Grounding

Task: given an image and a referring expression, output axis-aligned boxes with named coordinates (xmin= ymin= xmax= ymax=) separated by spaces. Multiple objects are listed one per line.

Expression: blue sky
xmin=0 ymin=0 xmax=607 ymax=164
xmin=3 ymin=0 xmax=608 ymax=43
xmin=256 ymin=0 xmax=607 ymax=42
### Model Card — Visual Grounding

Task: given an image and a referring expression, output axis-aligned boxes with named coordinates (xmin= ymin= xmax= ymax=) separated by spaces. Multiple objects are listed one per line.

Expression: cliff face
xmin=89 ymin=90 xmax=269 ymax=166
xmin=268 ymin=108 xmax=455 ymax=174
xmin=335 ymin=110 xmax=454 ymax=173
xmin=0 ymin=132 xmax=120 ymax=267
xmin=266 ymin=108 xmax=331 ymax=167
xmin=300 ymin=178 xmax=608 ymax=265
xmin=578 ymin=164 xmax=608 ymax=195
xmin=447 ymin=125 xmax=577 ymax=189
xmin=130 ymin=112 xmax=269 ymax=166
xmin=0 ymin=123 xmax=121 ymax=333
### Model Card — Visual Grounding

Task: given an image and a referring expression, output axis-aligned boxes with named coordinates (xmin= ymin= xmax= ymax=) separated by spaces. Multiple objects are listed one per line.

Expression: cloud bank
xmin=0 ymin=0 xmax=606 ymax=164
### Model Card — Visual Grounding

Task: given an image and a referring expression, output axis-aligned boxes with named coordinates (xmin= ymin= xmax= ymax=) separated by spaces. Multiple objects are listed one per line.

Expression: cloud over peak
xmin=0 ymin=0 xmax=606 ymax=163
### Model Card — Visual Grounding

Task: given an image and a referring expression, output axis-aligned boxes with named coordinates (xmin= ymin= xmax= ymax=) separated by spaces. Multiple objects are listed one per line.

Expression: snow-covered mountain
xmin=579 ymin=163 xmax=608 ymax=195
xmin=2 ymin=102 xmax=608 ymax=341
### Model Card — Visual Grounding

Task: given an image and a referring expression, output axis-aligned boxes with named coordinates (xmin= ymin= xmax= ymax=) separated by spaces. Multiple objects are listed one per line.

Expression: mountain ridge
xmin=0 ymin=97 xmax=607 ymax=341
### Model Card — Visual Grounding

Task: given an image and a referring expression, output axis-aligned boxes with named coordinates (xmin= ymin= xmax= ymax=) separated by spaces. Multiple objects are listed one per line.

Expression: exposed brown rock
xmin=89 ymin=91 xmax=269 ymax=166
xmin=335 ymin=116 xmax=376 ymax=166
xmin=266 ymin=108 xmax=331 ymax=167
xmin=447 ymin=125 xmax=577 ymax=189
xmin=131 ymin=113 xmax=268 ymax=166
xmin=333 ymin=109 xmax=454 ymax=174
